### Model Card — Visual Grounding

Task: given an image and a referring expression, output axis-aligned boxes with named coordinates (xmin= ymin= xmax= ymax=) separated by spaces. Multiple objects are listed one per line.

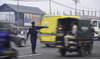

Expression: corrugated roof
xmin=5 ymin=4 xmax=45 ymax=15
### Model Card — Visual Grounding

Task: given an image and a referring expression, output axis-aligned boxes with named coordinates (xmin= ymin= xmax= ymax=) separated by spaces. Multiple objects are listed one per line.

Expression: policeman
xmin=27 ymin=22 xmax=47 ymax=54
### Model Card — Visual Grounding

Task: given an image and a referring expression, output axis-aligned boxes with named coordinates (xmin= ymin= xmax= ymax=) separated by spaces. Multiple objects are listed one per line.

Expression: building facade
xmin=0 ymin=4 xmax=45 ymax=26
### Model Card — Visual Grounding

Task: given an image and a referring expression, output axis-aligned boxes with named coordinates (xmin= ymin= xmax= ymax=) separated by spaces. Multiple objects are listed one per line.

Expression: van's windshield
xmin=93 ymin=21 xmax=97 ymax=27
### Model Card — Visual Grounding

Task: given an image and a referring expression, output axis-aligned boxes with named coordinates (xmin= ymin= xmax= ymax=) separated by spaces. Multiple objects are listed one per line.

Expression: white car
xmin=10 ymin=34 xmax=26 ymax=47
xmin=91 ymin=19 xmax=100 ymax=40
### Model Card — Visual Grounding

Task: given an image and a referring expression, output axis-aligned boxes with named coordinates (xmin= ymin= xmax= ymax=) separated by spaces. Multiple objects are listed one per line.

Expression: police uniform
xmin=27 ymin=22 xmax=47 ymax=54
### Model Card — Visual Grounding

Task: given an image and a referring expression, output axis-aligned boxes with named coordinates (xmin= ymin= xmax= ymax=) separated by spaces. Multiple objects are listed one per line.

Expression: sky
xmin=0 ymin=0 xmax=100 ymax=15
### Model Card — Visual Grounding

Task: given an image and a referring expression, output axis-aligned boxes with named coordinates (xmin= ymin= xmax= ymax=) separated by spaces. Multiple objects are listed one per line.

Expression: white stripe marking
xmin=91 ymin=57 xmax=100 ymax=59
xmin=98 ymin=46 xmax=100 ymax=47
xmin=18 ymin=53 xmax=42 ymax=58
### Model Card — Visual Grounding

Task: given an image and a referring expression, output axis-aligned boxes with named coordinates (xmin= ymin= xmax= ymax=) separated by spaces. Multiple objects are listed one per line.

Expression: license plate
xmin=70 ymin=46 xmax=76 ymax=48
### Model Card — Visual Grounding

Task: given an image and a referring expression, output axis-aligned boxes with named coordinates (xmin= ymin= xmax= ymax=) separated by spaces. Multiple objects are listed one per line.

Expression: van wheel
xmin=59 ymin=48 xmax=66 ymax=56
xmin=45 ymin=44 xmax=50 ymax=47
xmin=78 ymin=47 xmax=86 ymax=57
xmin=88 ymin=45 xmax=93 ymax=54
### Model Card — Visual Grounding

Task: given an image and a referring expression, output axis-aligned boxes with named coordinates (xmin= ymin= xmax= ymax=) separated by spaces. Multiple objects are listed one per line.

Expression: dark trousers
xmin=30 ymin=36 xmax=37 ymax=53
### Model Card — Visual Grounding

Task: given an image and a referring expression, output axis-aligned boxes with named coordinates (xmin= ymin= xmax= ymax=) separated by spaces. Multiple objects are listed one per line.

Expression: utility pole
xmin=49 ymin=0 xmax=51 ymax=15
xmin=72 ymin=0 xmax=80 ymax=16
xmin=17 ymin=0 xmax=19 ymax=26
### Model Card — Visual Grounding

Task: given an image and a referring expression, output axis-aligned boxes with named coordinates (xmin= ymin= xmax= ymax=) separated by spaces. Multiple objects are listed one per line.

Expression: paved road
xmin=15 ymin=39 xmax=100 ymax=59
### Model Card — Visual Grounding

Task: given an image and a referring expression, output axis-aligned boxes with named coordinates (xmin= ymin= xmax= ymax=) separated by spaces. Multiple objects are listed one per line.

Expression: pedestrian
xmin=27 ymin=22 xmax=48 ymax=54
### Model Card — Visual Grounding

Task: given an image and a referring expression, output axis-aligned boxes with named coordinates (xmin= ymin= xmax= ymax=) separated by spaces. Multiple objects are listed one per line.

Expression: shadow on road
xmin=41 ymin=46 xmax=58 ymax=48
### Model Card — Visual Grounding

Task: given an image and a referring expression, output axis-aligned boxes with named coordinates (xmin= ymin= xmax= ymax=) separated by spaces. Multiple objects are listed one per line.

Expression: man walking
xmin=27 ymin=22 xmax=47 ymax=54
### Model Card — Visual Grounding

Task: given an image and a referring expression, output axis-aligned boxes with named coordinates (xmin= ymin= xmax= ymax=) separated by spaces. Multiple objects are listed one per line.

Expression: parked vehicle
xmin=10 ymin=34 xmax=26 ymax=47
xmin=40 ymin=15 xmax=80 ymax=47
xmin=91 ymin=19 xmax=100 ymax=40
xmin=56 ymin=18 xmax=94 ymax=56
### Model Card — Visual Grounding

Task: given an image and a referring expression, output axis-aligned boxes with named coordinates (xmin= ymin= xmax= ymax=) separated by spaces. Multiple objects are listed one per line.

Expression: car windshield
xmin=10 ymin=24 xmax=16 ymax=28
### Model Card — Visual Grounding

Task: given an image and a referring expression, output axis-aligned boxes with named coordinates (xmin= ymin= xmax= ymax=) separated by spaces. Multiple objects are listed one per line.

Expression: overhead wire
xmin=52 ymin=0 xmax=100 ymax=12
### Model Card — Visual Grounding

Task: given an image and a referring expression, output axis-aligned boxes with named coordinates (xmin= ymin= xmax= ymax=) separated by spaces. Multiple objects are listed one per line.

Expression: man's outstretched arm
xmin=36 ymin=26 xmax=48 ymax=30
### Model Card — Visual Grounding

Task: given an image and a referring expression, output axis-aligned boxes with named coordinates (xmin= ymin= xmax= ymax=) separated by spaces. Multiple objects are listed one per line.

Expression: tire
xmin=19 ymin=39 xmax=26 ymax=47
xmin=78 ymin=47 xmax=86 ymax=57
xmin=59 ymin=48 xmax=66 ymax=56
xmin=88 ymin=45 xmax=93 ymax=54
xmin=45 ymin=44 xmax=50 ymax=47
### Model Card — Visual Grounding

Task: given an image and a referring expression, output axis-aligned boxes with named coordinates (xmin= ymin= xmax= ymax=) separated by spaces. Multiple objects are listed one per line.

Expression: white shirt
xmin=21 ymin=31 xmax=24 ymax=34
xmin=72 ymin=25 xmax=77 ymax=35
